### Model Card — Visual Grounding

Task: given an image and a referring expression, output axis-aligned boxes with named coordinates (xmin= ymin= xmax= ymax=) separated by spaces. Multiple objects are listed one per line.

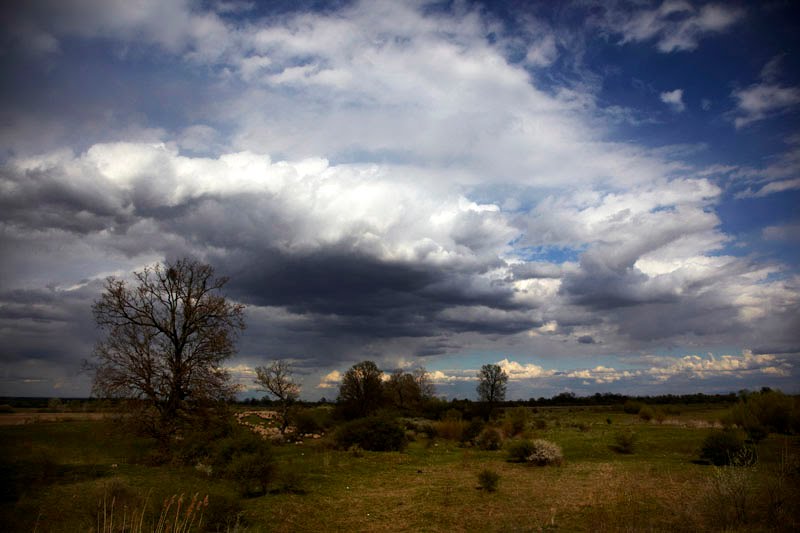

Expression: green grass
xmin=1 ymin=406 xmax=798 ymax=532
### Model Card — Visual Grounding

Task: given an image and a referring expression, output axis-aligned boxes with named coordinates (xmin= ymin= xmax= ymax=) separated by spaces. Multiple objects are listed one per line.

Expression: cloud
xmin=763 ymin=223 xmax=800 ymax=243
xmin=660 ymin=89 xmax=686 ymax=112
xmin=732 ymin=84 xmax=800 ymax=128
xmin=525 ymin=34 xmax=558 ymax=67
xmin=497 ymin=358 xmax=555 ymax=379
xmin=598 ymin=1 xmax=744 ymax=53
xmin=317 ymin=370 xmax=341 ymax=389
xmin=1 ymin=1 xmax=798 ymax=398
xmin=732 ymin=138 xmax=800 ymax=197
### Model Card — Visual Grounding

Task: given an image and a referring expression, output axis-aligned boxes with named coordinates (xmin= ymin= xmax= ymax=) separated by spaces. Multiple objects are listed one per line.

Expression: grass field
xmin=1 ymin=405 xmax=798 ymax=532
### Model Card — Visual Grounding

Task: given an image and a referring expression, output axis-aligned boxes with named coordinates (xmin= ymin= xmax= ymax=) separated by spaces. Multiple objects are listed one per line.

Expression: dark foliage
xmin=334 ymin=416 xmax=407 ymax=451
xmin=700 ymin=430 xmax=749 ymax=466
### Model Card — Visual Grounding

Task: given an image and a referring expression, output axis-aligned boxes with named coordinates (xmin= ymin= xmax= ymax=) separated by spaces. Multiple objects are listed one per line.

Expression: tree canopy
xmin=337 ymin=360 xmax=385 ymax=419
xmin=89 ymin=258 xmax=245 ymax=437
xmin=477 ymin=363 xmax=508 ymax=405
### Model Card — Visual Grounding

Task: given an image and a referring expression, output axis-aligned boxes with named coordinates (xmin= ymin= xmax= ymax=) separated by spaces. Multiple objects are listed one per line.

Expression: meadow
xmin=1 ymin=403 xmax=798 ymax=532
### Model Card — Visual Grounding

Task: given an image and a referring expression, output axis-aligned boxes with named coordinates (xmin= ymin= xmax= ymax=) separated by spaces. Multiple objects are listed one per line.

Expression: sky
xmin=0 ymin=0 xmax=798 ymax=401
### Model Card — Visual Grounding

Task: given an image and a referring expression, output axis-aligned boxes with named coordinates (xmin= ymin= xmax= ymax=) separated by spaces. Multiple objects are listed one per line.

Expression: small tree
xmin=89 ymin=259 xmax=245 ymax=440
xmin=254 ymin=360 xmax=300 ymax=435
xmin=337 ymin=361 xmax=384 ymax=419
xmin=477 ymin=363 xmax=508 ymax=414
xmin=413 ymin=366 xmax=436 ymax=399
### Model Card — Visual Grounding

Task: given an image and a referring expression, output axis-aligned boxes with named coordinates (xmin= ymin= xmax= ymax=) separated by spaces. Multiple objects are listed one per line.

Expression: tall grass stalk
xmin=97 ymin=491 xmax=208 ymax=533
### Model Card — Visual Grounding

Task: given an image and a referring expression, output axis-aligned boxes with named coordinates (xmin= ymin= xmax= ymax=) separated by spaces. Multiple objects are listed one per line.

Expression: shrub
xmin=726 ymin=389 xmax=798 ymax=441
xmin=508 ymin=439 xmax=563 ymax=466
xmin=700 ymin=430 xmax=752 ymax=466
xmin=416 ymin=421 xmax=438 ymax=440
xmin=611 ymin=429 xmax=638 ymax=454
xmin=526 ymin=439 xmax=564 ymax=466
xmin=435 ymin=419 xmax=466 ymax=441
xmin=334 ymin=417 xmax=407 ymax=451
xmin=503 ymin=406 xmax=530 ymax=436
xmin=226 ymin=450 xmax=276 ymax=496
xmin=460 ymin=418 xmax=485 ymax=445
xmin=623 ymin=400 xmax=643 ymax=414
xmin=638 ymin=405 xmax=654 ymax=422
xmin=706 ymin=449 xmax=758 ymax=528
xmin=211 ymin=427 xmax=276 ymax=495
xmin=442 ymin=408 xmax=463 ymax=421
xmin=476 ymin=427 xmax=503 ymax=451
xmin=507 ymin=439 xmax=536 ymax=463
xmin=533 ymin=418 xmax=548 ymax=430
xmin=292 ymin=410 xmax=321 ymax=435
xmin=477 ymin=469 xmax=500 ymax=492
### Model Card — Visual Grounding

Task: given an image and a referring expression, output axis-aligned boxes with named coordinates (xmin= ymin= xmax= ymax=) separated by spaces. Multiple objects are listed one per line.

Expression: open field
xmin=1 ymin=404 xmax=798 ymax=532
xmin=0 ymin=411 xmax=116 ymax=426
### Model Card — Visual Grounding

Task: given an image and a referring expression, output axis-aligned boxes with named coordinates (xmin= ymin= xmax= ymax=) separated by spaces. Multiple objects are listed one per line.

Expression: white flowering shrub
xmin=507 ymin=438 xmax=564 ymax=466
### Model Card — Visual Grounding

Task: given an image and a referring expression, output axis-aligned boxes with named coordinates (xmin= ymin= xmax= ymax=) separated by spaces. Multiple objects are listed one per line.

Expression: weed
xmin=611 ymin=430 xmax=638 ymax=454
xmin=96 ymin=490 xmax=209 ymax=533
xmin=477 ymin=469 xmax=500 ymax=492
xmin=706 ymin=448 xmax=757 ymax=528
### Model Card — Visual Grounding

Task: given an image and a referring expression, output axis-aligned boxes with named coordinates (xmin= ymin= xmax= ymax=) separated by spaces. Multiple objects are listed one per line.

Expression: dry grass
xmin=2 ymin=405 xmax=798 ymax=532
xmin=0 ymin=412 xmax=113 ymax=425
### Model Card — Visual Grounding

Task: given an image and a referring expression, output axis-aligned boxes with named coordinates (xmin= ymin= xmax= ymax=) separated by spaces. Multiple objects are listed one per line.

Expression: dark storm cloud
xmin=215 ymin=246 xmax=531 ymax=340
xmin=0 ymin=165 xmax=128 ymax=234
xmin=0 ymin=283 xmax=101 ymax=395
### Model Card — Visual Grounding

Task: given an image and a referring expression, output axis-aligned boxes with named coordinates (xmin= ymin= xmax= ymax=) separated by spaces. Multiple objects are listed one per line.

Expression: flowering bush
xmin=507 ymin=439 xmax=563 ymax=466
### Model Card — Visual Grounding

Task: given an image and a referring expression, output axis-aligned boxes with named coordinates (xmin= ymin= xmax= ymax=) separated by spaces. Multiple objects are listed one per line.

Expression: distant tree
xmin=337 ymin=361 xmax=384 ymax=419
xmin=384 ymin=366 xmax=436 ymax=412
xmin=477 ymin=364 xmax=508 ymax=412
xmin=254 ymin=360 xmax=300 ymax=435
xmin=89 ymin=259 xmax=245 ymax=440
xmin=413 ymin=366 xmax=436 ymax=399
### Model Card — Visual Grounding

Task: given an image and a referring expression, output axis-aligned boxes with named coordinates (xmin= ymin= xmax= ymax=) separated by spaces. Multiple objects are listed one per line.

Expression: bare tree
xmin=477 ymin=363 xmax=508 ymax=409
xmin=254 ymin=360 xmax=300 ymax=435
xmin=89 ymin=258 xmax=245 ymax=438
xmin=413 ymin=366 xmax=436 ymax=399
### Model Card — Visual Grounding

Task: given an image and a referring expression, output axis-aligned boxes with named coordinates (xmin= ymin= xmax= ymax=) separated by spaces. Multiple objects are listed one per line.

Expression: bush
xmin=623 ymin=400 xmax=643 ymax=414
xmin=477 ymin=469 xmax=500 ymax=492
xmin=460 ymin=418 xmax=485 ymax=445
xmin=638 ymin=405 xmax=655 ymax=422
xmin=211 ymin=427 xmax=276 ymax=495
xmin=226 ymin=449 xmax=276 ymax=496
xmin=726 ymin=389 xmax=798 ymax=441
xmin=508 ymin=439 xmax=563 ymax=466
xmin=503 ymin=406 xmax=530 ymax=436
xmin=292 ymin=406 xmax=333 ymax=435
xmin=476 ymin=427 xmax=503 ymax=451
xmin=412 ymin=420 xmax=437 ymax=440
xmin=507 ymin=439 xmax=536 ymax=463
xmin=611 ymin=429 xmax=638 ymax=454
xmin=435 ymin=419 xmax=466 ymax=441
xmin=334 ymin=417 xmax=407 ymax=451
xmin=700 ymin=430 xmax=752 ymax=466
